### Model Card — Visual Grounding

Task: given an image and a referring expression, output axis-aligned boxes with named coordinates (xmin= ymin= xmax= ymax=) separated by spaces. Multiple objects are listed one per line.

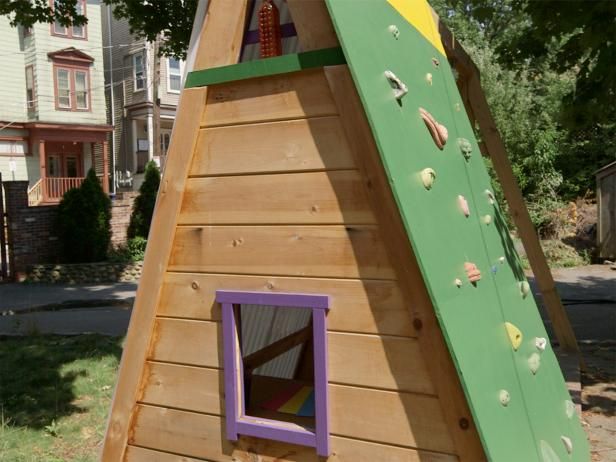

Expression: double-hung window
xmin=167 ymin=57 xmax=183 ymax=93
xmin=52 ymin=0 xmax=87 ymax=39
xmin=54 ymin=67 xmax=90 ymax=111
xmin=133 ymin=54 xmax=146 ymax=91
xmin=25 ymin=66 xmax=35 ymax=110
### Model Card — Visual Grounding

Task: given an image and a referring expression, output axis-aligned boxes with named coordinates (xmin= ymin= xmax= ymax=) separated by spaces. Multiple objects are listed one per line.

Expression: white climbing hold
xmin=454 ymin=278 xmax=463 ymax=288
xmin=384 ymin=70 xmax=408 ymax=101
xmin=485 ymin=189 xmax=496 ymax=204
xmin=535 ymin=337 xmax=547 ymax=351
xmin=565 ymin=400 xmax=576 ymax=419
xmin=519 ymin=281 xmax=531 ymax=298
xmin=528 ymin=352 xmax=541 ymax=374
xmin=458 ymin=195 xmax=470 ymax=217
xmin=425 ymin=73 xmax=433 ymax=85
xmin=458 ymin=138 xmax=472 ymax=160
xmin=499 ymin=389 xmax=510 ymax=406
xmin=420 ymin=168 xmax=436 ymax=190
xmin=388 ymin=25 xmax=400 ymax=39
xmin=499 ymin=256 xmax=506 ymax=264
xmin=483 ymin=214 xmax=492 ymax=225
xmin=561 ymin=436 xmax=573 ymax=454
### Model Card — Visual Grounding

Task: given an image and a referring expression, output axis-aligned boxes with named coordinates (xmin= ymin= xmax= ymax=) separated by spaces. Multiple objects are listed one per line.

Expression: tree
xmin=127 ymin=160 xmax=160 ymax=239
xmin=0 ymin=0 xmax=196 ymax=58
xmin=57 ymin=169 xmax=112 ymax=263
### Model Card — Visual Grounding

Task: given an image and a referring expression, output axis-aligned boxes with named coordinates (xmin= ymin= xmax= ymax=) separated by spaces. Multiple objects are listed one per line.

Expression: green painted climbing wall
xmin=325 ymin=0 xmax=590 ymax=460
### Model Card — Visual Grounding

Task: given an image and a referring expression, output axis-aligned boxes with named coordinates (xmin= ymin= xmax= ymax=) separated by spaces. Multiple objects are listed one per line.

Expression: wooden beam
xmin=101 ymin=1 xmax=249 ymax=460
xmin=193 ymin=0 xmax=249 ymax=71
xmin=430 ymin=11 xmax=580 ymax=355
xmin=243 ymin=325 xmax=312 ymax=373
xmin=287 ymin=0 xmax=339 ymax=51
xmin=324 ymin=65 xmax=486 ymax=461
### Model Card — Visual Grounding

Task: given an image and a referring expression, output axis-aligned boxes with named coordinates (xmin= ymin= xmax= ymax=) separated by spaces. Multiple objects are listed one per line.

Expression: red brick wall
xmin=3 ymin=181 xmax=137 ymax=280
xmin=110 ymin=191 xmax=137 ymax=246
xmin=4 ymin=181 xmax=60 ymax=280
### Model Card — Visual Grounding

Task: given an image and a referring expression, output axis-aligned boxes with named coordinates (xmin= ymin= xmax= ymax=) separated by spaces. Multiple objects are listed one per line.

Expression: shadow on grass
xmin=0 ymin=334 xmax=122 ymax=429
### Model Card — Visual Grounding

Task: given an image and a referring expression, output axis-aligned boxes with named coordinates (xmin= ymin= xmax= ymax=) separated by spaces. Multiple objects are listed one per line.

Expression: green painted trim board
xmin=185 ymin=47 xmax=346 ymax=88
xmin=325 ymin=0 xmax=589 ymax=460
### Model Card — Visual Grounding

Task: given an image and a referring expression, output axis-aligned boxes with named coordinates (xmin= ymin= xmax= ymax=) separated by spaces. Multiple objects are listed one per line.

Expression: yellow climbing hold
xmin=386 ymin=0 xmax=446 ymax=56
xmin=505 ymin=322 xmax=523 ymax=351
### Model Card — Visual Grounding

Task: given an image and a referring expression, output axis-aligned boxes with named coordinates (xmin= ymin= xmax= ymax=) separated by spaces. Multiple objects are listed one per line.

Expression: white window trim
xmin=133 ymin=53 xmax=146 ymax=93
xmin=166 ymin=57 xmax=184 ymax=94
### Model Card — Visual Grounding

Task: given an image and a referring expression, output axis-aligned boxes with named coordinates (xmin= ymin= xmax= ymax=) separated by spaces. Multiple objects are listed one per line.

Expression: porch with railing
xmin=28 ymin=177 xmax=87 ymax=206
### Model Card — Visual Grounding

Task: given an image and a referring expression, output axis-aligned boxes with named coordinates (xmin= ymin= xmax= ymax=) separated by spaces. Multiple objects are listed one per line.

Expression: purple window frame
xmin=216 ymin=290 xmax=330 ymax=457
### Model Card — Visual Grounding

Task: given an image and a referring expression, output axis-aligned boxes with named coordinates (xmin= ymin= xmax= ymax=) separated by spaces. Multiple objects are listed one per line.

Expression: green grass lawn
xmin=0 ymin=335 xmax=122 ymax=462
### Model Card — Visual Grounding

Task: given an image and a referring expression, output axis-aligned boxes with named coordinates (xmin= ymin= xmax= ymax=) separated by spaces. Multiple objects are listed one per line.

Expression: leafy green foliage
xmin=109 ymin=236 xmax=147 ymax=263
xmin=0 ymin=0 xmax=196 ymax=59
xmin=432 ymin=0 xmax=613 ymax=235
xmin=127 ymin=160 xmax=160 ymax=239
xmin=56 ymin=169 xmax=112 ymax=263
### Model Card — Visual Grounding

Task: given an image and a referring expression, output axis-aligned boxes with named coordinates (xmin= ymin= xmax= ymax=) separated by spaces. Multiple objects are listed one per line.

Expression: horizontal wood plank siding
xmin=190 ymin=117 xmax=356 ymax=176
xmin=147 ymin=319 xmax=431 ymax=394
xmin=168 ymin=226 xmax=395 ymax=279
xmin=158 ymin=272 xmax=415 ymax=337
xmin=180 ymin=171 xmax=375 ymax=225
xmin=131 ymin=395 xmax=455 ymax=456
xmin=125 ymin=440 xmax=458 ymax=462
xmin=202 ymin=69 xmax=338 ymax=127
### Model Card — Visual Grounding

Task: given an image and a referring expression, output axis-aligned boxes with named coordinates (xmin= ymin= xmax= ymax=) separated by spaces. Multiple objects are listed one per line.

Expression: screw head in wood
xmin=458 ymin=417 xmax=470 ymax=430
xmin=412 ymin=318 xmax=423 ymax=331
xmin=191 ymin=281 xmax=199 ymax=290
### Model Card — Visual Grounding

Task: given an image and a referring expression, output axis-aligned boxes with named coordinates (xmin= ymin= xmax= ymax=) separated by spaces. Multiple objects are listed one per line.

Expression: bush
xmin=109 ymin=237 xmax=148 ymax=263
xmin=128 ymin=160 xmax=160 ymax=239
xmin=57 ymin=169 xmax=111 ymax=263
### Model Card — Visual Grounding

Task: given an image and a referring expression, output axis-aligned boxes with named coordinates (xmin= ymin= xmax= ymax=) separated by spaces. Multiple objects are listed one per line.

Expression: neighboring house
xmin=102 ymin=6 xmax=183 ymax=189
xmin=0 ymin=0 xmax=112 ymax=205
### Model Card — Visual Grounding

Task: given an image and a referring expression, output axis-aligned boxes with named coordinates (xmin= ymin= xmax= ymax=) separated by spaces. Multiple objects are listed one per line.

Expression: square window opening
xmin=217 ymin=291 xmax=330 ymax=457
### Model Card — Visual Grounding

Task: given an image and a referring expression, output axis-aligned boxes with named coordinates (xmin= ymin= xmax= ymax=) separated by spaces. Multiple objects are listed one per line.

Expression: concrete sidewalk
xmin=0 ymin=282 xmax=137 ymax=312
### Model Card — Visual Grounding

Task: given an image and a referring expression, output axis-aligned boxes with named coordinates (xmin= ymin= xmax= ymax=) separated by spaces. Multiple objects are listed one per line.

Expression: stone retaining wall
xmin=27 ymin=261 xmax=143 ymax=284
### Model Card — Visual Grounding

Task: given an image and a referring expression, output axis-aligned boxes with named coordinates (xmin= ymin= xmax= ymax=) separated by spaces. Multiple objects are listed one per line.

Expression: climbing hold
xmin=454 ymin=278 xmax=463 ymax=288
xmin=499 ymin=256 xmax=506 ymax=264
xmin=540 ymin=441 xmax=560 ymax=462
xmin=535 ymin=337 xmax=547 ymax=351
xmin=425 ymin=73 xmax=433 ymax=85
xmin=464 ymin=262 xmax=481 ymax=283
xmin=491 ymin=265 xmax=498 ymax=274
xmin=384 ymin=70 xmax=408 ymax=101
xmin=485 ymin=189 xmax=496 ymax=204
xmin=499 ymin=389 xmax=510 ymax=406
xmin=454 ymin=102 xmax=461 ymax=112
xmin=482 ymin=214 xmax=492 ymax=225
xmin=457 ymin=195 xmax=470 ymax=217
xmin=431 ymin=57 xmax=440 ymax=67
xmin=565 ymin=400 xmax=576 ymax=419
xmin=388 ymin=24 xmax=400 ymax=39
xmin=505 ymin=322 xmax=523 ymax=351
xmin=561 ymin=436 xmax=573 ymax=454
xmin=458 ymin=138 xmax=472 ymax=160
xmin=528 ymin=352 xmax=541 ymax=374
xmin=420 ymin=168 xmax=436 ymax=190
xmin=519 ymin=281 xmax=531 ymax=298
xmin=419 ymin=108 xmax=448 ymax=149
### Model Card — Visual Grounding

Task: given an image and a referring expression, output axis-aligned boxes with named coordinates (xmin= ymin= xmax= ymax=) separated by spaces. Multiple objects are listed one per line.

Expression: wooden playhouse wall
xmin=110 ymin=65 xmax=484 ymax=461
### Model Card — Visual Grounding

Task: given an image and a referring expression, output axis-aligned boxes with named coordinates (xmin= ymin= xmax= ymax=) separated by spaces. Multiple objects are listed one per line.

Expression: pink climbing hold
xmin=464 ymin=262 xmax=481 ymax=283
xmin=458 ymin=195 xmax=470 ymax=217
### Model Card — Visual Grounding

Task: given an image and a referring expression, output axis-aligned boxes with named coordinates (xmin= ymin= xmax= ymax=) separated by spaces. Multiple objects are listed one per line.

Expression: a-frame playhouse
xmin=103 ymin=1 xmax=590 ymax=461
